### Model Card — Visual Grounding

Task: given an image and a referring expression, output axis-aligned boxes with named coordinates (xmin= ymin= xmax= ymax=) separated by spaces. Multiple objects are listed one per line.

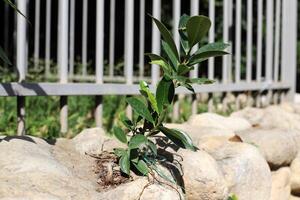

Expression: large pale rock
xmin=290 ymin=195 xmax=300 ymax=200
xmin=230 ymin=107 xmax=264 ymax=126
xmin=260 ymin=106 xmax=300 ymax=131
xmin=204 ymin=142 xmax=272 ymax=200
xmin=99 ymin=178 xmax=181 ymax=200
xmin=291 ymin=153 xmax=300 ymax=195
xmin=178 ymin=149 xmax=228 ymax=200
xmin=187 ymin=113 xmax=251 ymax=132
xmin=270 ymin=167 xmax=291 ymax=200
xmin=72 ymin=127 xmax=125 ymax=155
xmin=238 ymin=128 xmax=298 ymax=168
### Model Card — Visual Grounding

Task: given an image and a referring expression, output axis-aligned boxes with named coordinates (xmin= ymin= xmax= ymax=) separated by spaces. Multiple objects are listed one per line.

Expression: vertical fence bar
xmin=34 ymin=0 xmax=41 ymax=69
xmin=172 ymin=0 xmax=181 ymax=120
xmin=139 ymin=0 xmax=145 ymax=79
xmin=45 ymin=0 xmax=52 ymax=78
xmin=265 ymin=0 xmax=274 ymax=104
xmin=256 ymin=0 xmax=263 ymax=83
xmin=228 ymin=0 xmax=233 ymax=82
xmin=82 ymin=0 xmax=88 ymax=76
xmin=208 ymin=0 xmax=215 ymax=80
xmin=281 ymin=0 xmax=297 ymax=100
xmin=246 ymin=0 xmax=253 ymax=83
xmin=222 ymin=0 xmax=229 ymax=83
xmin=151 ymin=0 xmax=161 ymax=85
xmin=58 ymin=0 xmax=69 ymax=134
xmin=69 ymin=0 xmax=75 ymax=78
xmin=125 ymin=0 xmax=135 ymax=118
xmin=273 ymin=0 xmax=281 ymax=83
xmin=235 ymin=0 xmax=241 ymax=83
xmin=190 ymin=0 xmax=199 ymax=115
xmin=16 ymin=0 xmax=28 ymax=135
xmin=95 ymin=0 xmax=104 ymax=127
xmin=124 ymin=0 xmax=134 ymax=85
xmin=109 ymin=0 xmax=116 ymax=77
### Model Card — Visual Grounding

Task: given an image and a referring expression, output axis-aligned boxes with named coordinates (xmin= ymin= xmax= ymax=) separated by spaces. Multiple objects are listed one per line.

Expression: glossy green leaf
xmin=113 ymin=148 xmax=127 ymax=157
xmin=228 ymin=194 xmax=239 ymax=200
xmin=156 ymin=77 xmax=175 ymax=113
xmin=120 ymin=113 xmax=134 ymax=130
xmin=119 ymin=152 xmax=130 ymax=175
xmin=147 ymin=140 xmax=157 ymax=156
xmin=188 ymin=42 xmax=230 ymax=65
xmin=186 ymin=16 xmax=211 ymax=48
xmin=159 ymin=126 xmax=196 ymax=151
xmin=151 ymin=16 xmax=179 ymax=60
xmin=129 ymin=148 xmax=139 ymax=163
xmin=129 ymin=134 xmax=148 ymax=149
xmin=145 ymin=53 xmax=172 ymax=76
xmin=190 ymin=78 xmax=215 ymax=84
xmin=177 ymin=64 xmax=193 ymax=75
xmin=178 ymin=14 xmax=191 ymax=54
xmin=113 ymin=126 xmax=127 ymax=144
xmin=133 ymin=159 xmax=149 ymax=176
xmin=126 ymin=97 xmax=154 ymax=123
xmin=181 ymin=82 xmax=195 ymax=93
xmin=0 ymin=46 xmax=12 ymax=65
xmin=162 ymin=41 xmax=177 ymax=71
xmin=139 ymin=81 xmax=159 ymax=113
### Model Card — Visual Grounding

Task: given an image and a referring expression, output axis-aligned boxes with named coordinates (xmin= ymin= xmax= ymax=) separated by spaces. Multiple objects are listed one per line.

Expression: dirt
xmin=90 ymin=151 xmax=133 ymax=191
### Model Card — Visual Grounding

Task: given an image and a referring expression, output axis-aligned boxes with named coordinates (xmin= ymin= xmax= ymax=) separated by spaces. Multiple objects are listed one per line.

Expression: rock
xmin=230 ymin=107 xmax=264 ymax=126
xmin=290 ymin=195 xmax=300 ymax=200
xmin=205 ymin=141 xmax=272 ymax=200
xmin=178 ymin=149 xmax=228 ymax=200
xmin=187 ymin=113 xmax=251 ymax=132
xmin=270 ymin=167 xmax=291 ymax=200
xmin=237 ymin=128 xmax=298 ymax=168
xmin=260 ymin=106 xmax=300 ymax=131
xmin=99 ymin=178 xmax=181 ymax=200
xmin=72 ymin=127 xmax=125 ymax=155
xmin=291 ymin=153 xmax=300 ymax=195
xmin=165 ymin=123 xmax=236 ymax=146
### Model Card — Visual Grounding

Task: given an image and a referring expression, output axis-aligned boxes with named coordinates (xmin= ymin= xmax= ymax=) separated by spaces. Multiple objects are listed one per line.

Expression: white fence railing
xmin=0 ymin=0 xmax=297 ymax=135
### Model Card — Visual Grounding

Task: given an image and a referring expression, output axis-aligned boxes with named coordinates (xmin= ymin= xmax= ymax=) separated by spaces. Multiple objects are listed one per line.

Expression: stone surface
xmin=230 ymin=107 xmax=264 ymax=126
xmin=291 ymin=153 xmax=300 ymax=195
xmin=72 ymin=127 xmax=125 ymax=155
xmin=187 ymin=113 xmax=251 ymax=132
xmin=290 ymin=195 xmax=300 ymax=200
xmin=237 ymin=128 xmax=298 ymax=168
xmin=270 ymin=167 xmax=291 ymax=200
xmin=205 ymin=141 xmax=272 ymax=200
xmin=178 ymin=149 xmax=228 ymax=200
xmin=99 ymin=178 xmax=181 ymax=200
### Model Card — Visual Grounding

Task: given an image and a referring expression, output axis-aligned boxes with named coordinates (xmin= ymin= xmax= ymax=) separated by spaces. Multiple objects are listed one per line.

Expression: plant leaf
xmin=4 ymin=0 xmax=29 ymax=22
xmin=113 ymin=148 xmax=127 ymax=157
xmin=139 ymin=81 xmax=159 ymax=113
xmin=190 ymin=78 xmax=215 ymax=84
xmin=150 ymin=16 xmax=179 ymax=60
xmin=145 ymin=53 xmax=172 ymax=76
xmin=126 ymin=97 xmax=154 ymax=123
xmin=188 ymin=42 xmax=230 ymax=65
xmin=147 ymin=140 xmax=157 ymax=156
xmin=161 ymin=40 xmax=178 ymax=71
xmin=129 ymin=134 xmax=148 ymax=149
xmin=159 ymin=126 xmax=196 ymax=151
xmin=119 ymin=152 xmax=130 ymax=175
xmin=177 ymin=64 xmax=193 ymax=75
xmin=133 ymin=159 xmax=149 ymax=176
xmin=113 ymin=126 xmax=127 ymax=144
xmin=120 ymin=113 xmax=134 ymax=130
xmin=156 ymin=77 xmax=175 ymax=113
xmin=178 ymin=14 xmax=191 ymax=54
xmin=0 ymin=46 xmax=12 ymax=65
xmin=186 ymin=16 xmax=211 ymax=48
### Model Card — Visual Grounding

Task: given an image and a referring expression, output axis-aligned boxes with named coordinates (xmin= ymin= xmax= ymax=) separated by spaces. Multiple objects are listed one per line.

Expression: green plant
xmin=228 ymin=194 xmax=238 ymax=200
xmin=112 ymin=14 xmax=229 ymax=176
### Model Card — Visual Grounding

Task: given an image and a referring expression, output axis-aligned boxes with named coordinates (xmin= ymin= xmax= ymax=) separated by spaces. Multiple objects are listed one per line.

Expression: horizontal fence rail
xmin=0 ymin=0 xmax=297 ymax=135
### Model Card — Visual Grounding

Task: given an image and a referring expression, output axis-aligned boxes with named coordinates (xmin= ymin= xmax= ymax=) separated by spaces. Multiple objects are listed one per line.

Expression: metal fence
xmin=0 ymin=0 xmax=298 ymax=135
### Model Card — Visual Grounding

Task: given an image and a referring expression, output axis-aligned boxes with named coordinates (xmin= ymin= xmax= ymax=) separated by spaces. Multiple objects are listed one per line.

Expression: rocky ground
xmin=1 ymin=103 xmax=300 ymax=199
